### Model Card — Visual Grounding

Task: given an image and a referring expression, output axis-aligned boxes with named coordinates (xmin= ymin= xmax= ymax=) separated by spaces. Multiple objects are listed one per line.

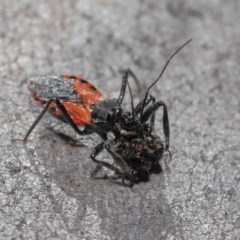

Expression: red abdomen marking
xmin=49 ymin=101 xmax=92 ymax=125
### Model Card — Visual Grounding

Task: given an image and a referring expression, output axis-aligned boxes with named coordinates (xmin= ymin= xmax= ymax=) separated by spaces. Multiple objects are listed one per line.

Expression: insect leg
xmin=105 ymin=141 xmax=135 ymax=186
xmin=134 ymin=94 xmax=155 ymax=116
xmin=23 ymin=100 xmax=54 ymax=142
xmin=90 ymin=141 xmax=123 ymax=175
xmin=141 ymin=101 xmax=169 ymax=150
xmin=134 ymin=95 xmax=156 ymax=133
xmin=55 ymin=99 xmax=90 ymax=136
xmin=118 ymin=68 xmax=141 ymax=104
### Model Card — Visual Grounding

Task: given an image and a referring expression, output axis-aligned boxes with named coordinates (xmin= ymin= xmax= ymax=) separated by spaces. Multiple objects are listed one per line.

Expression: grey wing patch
xmin=28 ymin=75 xmax=81 ymax=102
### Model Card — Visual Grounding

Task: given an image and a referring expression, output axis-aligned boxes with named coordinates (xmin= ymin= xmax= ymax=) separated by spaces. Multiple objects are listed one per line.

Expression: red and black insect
xmin=23 ymin=39 xmax=191 ymax=185
xmin=23 ymin=70 xmax=141 ymax=141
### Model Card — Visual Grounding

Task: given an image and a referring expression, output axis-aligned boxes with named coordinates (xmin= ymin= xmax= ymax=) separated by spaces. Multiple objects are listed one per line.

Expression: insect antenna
xmin=140 ymin=39 xmax=192 ymax=121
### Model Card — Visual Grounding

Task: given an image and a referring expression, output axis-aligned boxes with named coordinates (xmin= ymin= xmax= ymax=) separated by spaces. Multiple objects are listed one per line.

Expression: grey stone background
xmin=0 ymin=0 xmax=239 ymax=239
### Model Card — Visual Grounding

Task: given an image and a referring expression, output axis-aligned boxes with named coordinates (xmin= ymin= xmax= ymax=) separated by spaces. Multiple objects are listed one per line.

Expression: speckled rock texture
xmin=0 ymin=1 xmax=239 ymax=239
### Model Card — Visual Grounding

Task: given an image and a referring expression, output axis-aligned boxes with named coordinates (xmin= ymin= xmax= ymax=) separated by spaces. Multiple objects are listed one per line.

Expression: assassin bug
xmin=23 ymin=39 xmax=191 ymax=185
xmin=23 ymin=70 xmax=140 ymax=142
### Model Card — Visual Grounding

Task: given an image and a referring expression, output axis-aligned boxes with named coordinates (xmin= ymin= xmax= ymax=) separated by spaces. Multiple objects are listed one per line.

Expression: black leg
xmin=134 ymin=94 xmax=155 ymax=116
xmin=90 ymin=141 xmax=135 ymax=186
xmin=55 ymin=100 xmax=90 ymax=136
xmin=90 ymin=142 xmax=122 ymax=175
xmin=118 ymin=68 xmax=141 ymax=104
xmin=105 ymin=141 xmax=134 ymax=186
xmin=134 ymin=95 xmax=156 ymax=134
xmin=141 ymin=101 xmax=170 ymax=150
xmin=24 ymin=99 xmax=92 ymax=142
xmin=148 ymin=97 xmax=156 ymax=134
xmin=23 ymin=100 xmax=54 ymax=142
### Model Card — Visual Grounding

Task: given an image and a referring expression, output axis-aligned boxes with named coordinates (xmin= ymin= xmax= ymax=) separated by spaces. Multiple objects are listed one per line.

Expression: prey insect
xmin=101 ymin=128 xmax=166 ymax=185
xmin=23 ymin=39 xmax=192 ymax=186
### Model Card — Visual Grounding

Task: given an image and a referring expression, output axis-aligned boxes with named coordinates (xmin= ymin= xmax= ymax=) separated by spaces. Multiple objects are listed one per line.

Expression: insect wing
xmin=28 ymin=75 xmax=80 ymax=102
